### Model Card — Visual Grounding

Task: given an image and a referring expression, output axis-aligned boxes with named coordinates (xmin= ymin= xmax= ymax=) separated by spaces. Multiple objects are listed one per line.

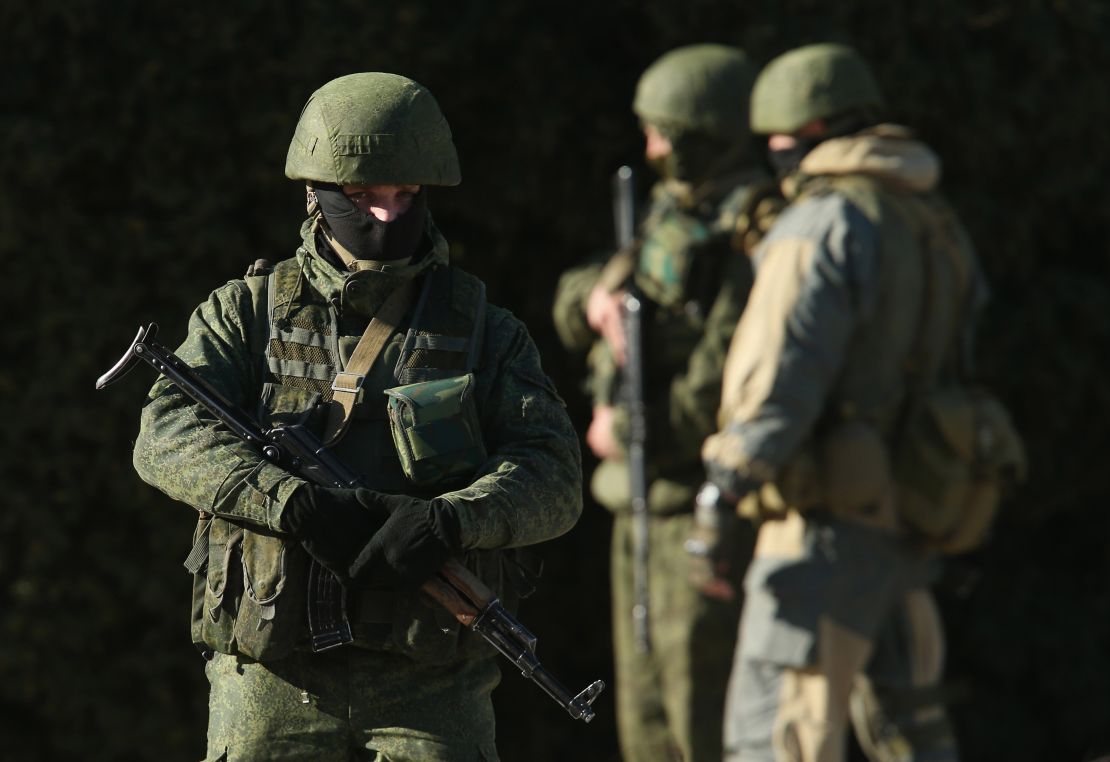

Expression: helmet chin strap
xmin=311 ymin=183 xmax=428 ymax=265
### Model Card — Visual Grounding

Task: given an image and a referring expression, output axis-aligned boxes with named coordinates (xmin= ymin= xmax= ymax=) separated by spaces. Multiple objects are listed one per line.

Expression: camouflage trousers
xmin=203 ymin=647 xmax=500 ymax=761
xmin=611 ymin=511 xmax=751 ymax=762
xmin=724 ymin=511 xmax=958 ymax=762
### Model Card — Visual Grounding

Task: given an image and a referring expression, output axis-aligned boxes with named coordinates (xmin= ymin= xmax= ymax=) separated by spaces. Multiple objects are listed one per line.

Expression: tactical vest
xmin=612 ymin=181 xmax=766 ymax=392
xmin=590 ymin=180 xmax=769 ymax=515
xmin=636 ymin=179 xmax=770 ymax=310
xmin=190 ymin=255 xmax=525 ymax=664
xmin=816 ymin=175 xmax=968 ymax=429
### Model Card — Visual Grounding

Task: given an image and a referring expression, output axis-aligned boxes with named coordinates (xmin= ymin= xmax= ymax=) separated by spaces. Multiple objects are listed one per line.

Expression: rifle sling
xmin=322 ymin=279 xmax=416 ymax=446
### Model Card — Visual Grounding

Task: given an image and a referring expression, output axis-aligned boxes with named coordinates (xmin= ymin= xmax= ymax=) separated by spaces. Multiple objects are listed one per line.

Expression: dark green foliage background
xmin=3 ymin=1 xmax=1107 ymax=760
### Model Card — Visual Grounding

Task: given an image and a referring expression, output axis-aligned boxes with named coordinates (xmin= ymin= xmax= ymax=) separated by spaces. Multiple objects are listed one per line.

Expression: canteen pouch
xmin=385 ymin=373 xmax=487 ymax=487
xmin=893 ymin=387 xmax=1026 ymax=554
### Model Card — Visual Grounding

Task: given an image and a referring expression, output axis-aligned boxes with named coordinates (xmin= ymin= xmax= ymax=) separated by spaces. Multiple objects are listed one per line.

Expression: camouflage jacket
xmin=134 ymin=215 xmax=583 ymax=658
xmin=553 ymin=171 xmax=771 ymax=514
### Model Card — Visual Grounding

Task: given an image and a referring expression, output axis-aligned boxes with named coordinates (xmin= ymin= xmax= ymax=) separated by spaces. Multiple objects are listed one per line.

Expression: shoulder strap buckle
xmin=331 ymin=371 xmax=366 ymax=402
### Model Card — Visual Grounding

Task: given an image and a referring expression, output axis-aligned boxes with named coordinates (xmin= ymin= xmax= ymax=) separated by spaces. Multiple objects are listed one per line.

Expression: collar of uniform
xmin=294 ymin=213 xmax=450 ymax=308
xmin=692 ymin=167 xmax=769 ymax=216
xmin=661 ymin=166 xmax=766 ymax=214
xmin=789 ymin=124 xmax=941 ymax=198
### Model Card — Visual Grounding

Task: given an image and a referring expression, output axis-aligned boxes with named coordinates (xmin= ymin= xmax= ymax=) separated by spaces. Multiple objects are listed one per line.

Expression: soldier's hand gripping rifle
xmin=96 ymin=324 xmax=604 ymax=723
xmin=612 ymin=165 xmax=651 ymax=654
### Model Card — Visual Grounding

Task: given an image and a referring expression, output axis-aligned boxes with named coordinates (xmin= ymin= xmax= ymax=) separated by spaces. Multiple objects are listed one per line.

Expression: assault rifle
xmin=96 ymin=323 xmax=604 ymax=723
xmin=612 ymin=165 xmax=651 ymax=654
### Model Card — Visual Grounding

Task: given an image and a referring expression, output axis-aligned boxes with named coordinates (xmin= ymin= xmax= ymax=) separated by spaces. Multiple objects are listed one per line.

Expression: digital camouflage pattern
xmin=135 ymin=206 xmax=582 ymax=756
xmin=285 ymin=73 xmax=461 ymax=187
xmin=204 ymin=648 xmax=500 ymax=761
xmin=557 ymin=178 xmax=764 ymax=517
xmin=136 ymin=215 xmax=581 ymax=557
xmin=704 ymin=100 xmax=971 ymax=759
xmin=553 ymin=162 xmax=771 ymax=761
xmin=610 ymin=511 xmax=751 ymax=762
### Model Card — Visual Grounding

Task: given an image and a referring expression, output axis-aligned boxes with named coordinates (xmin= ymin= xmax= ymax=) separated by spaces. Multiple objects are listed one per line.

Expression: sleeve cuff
xmin=238 ymin=461 xmax=307 ymax=532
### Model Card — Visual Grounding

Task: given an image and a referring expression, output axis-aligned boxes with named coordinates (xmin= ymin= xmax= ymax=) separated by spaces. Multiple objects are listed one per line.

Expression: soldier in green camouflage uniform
xmin=552 ymin=45 xmax=775 ymax=762
xmin=133 ymin=73 xmax=583 ymax=762
xmin=701 ymin=44 xmax=977 ymax=761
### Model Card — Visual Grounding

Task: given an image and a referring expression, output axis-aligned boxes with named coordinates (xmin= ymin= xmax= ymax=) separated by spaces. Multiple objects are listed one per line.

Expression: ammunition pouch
xmin=738 ymin=422 xmax=897 ymax=529
xmin=188 ymin=519 xmax=538 ymax=664
xmin=751 ymin=390 xmax=1024 ymax=555
xmin=185 ymin=381 xmax=322 ymax=660
xmin=385 ymin=373 xmax=488 ymax=488
xmin=188 ymin=516 xmax=311 ymax=661
xmin=892 ymin=386 xmax=1025 ymax=554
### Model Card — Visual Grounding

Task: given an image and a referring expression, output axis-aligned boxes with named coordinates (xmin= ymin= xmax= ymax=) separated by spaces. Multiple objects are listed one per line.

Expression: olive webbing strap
xmin=896 ymin=194 xmax=973 ymax=393
xmin=889 ymin=193 xmax=973 ymax=447
xmin=183 ymin=520 xmax=212 ymax=575
xmin=322 ymin=279 xmax=417 ymax=446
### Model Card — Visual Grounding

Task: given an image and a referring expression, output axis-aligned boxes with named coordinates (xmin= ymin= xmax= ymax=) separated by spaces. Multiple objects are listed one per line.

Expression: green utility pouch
xmin=893 ymin=387 xmax=1026 ymax=554
xmin=231 ymin=529 xmax=309 ymax=660
xmin=188 ymin=515 xmax=309 ymax=661
xmin=385 ymin=373 xmax=487 ymax=487
xmin=192 ymin=518 xmax=242 ymax=656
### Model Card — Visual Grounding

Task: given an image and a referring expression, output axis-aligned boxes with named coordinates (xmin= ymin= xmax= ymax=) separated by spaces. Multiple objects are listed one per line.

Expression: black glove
xmin=281 ymin=485 xmax=390 ymax=580
xmin=348 ymin=495 xmax=462 ymax=588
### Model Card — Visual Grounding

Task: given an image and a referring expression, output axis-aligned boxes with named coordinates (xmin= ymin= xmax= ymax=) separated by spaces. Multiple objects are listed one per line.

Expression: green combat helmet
xmin=750 ymin=43 xmax=885 ymax=135
xmin=633 ymin=43 xmax=757 ymax=143
xmin=285 ymin=72 xmax=461 ymax=186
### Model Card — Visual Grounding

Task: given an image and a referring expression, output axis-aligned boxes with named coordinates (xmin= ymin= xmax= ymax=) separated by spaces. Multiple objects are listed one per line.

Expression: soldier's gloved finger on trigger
xmin=280 ymin=486 xmax=391 ymax=581
xmin=348 ymin=495 xmax=462 ymax=589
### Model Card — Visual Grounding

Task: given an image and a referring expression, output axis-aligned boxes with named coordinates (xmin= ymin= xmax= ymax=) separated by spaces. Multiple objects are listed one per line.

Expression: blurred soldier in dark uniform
xmin=553 ymin=44 xmax=778 ymax=762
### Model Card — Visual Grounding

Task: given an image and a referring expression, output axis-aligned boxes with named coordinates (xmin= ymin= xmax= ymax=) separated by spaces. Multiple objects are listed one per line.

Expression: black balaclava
xmin=767 ymin=136 xmax=824 ymax=179
xmin=767 ymin=111 xmax=878 ymax=180
xmin=313 ymin=183 xmax=429 ymax=261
